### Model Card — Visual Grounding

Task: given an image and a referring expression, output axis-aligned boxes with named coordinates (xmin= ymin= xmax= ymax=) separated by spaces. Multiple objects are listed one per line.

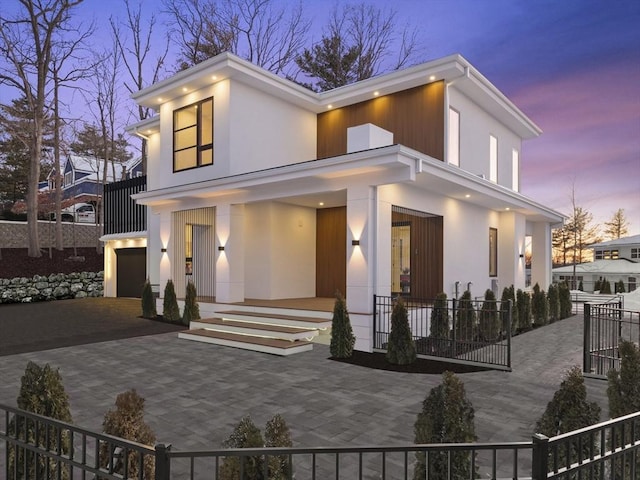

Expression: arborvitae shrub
xmin=100 ymin=389 xmax=156 ymax=479
xmin=264 ymin=414 xmax=293 ymax=480
xmin=500 ymin=286 xmax=518 ymax=335
xmin=516 ymin=289 xmax=531 ymax=332
xmin=578 ymin=280 xmax=584 ymax=291
xmin=615 ymin=280 xmax=626 ymax=294
xmin=330 ymin=292 xmax=355 ymax=358
xmin=531 ymin=283 xmax=549 ymax=328
xmin=429 ymin=292 xmax=450 ymax=350
xmin=141 ymin=279 xmax=157 ymax=319
xmin=558 ymin=282 xmax=572 ymax=319
xmin=479 ymin=289 xmax=500 ymax=341
xmin=182 ymin=281 xmax=200 ymax=326
xmin=8 ymin=362 xmax=73 ymax=480
xmin=594 ymin=279 xmax=602 ymax=292
xmin=386 ymin=297 xmax=417 ymax=365
xmin=547 ymin=283 xmax=560 ymax=323
xmin=454 ymin=290 xmax=476 ymax=342
xmin=162 ymin=279 xmax=181 ymax=323
xmin=535 ymin=366 xmax=600 ymax=473
xmin=219 ymin=416 xmax=265 ymax=480
xmin=607 ymin=341 xmax=640 ymax=479
xmin=601 ymin=279 xmax=612 ymax=294
xmin=414 ymin=371 xmax=477 ymax=480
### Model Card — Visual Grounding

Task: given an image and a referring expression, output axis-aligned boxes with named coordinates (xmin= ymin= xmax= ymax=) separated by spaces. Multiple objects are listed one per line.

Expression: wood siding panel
xmin=316 ymin=207 xmax=346 ymax=297
xmin=317 ymin=82 xmax=445 ymax=160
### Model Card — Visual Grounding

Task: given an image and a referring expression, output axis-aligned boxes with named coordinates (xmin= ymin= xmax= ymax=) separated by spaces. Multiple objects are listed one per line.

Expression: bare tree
xmin=110 ymin=0 xmax=169 ymax=172
xmin=164 ymin=0 xmax=309 ymax=75
xmin=603 ymin=208 xmax=629 ymax=240
xmin=295 ymin=2 xmax=421 ymax=91
xmin=0 ymin=0 xmax=84 ymax=257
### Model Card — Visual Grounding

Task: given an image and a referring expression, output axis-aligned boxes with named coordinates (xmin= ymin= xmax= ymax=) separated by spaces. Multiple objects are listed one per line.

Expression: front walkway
xmin=0 ymin=299 xmax=609 ymax=453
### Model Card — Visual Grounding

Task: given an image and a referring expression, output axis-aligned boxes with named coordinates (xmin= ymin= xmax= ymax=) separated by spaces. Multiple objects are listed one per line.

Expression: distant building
xmin=553 ymin=234 xmax=639 ymax=292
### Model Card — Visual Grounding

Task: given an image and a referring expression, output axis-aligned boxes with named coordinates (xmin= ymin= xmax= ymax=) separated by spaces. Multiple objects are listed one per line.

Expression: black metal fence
xmin=3 ymin=403 xmax=639 ymax=479
xmin=103 ymin=175 xmax=147 ymax=235
xmin=373 ymin=295 xmax=512 ymax=370
xmin=583 ymin=302 xmax=640 ymax=379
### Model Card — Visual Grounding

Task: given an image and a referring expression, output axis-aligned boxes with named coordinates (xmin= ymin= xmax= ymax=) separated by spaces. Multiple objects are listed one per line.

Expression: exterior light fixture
xmin=465 ymin=194 xmax=471 ymax=198
xmin=352 ymin=240 xmax=360 ymax=246
xmin=218 ymin=246 xmax=225 ymax=251
xmin=161 ymin=248 xmax=167 ymax=253
xmin=519 ymin=254 xmax=524 ymax=258
xmin=373 ymin=91 xmax=380 ymax=96
xmin=327 ymin=104 xmax=333 ymax=109
xmin=429 ymin=75 xmax=436 ymax=81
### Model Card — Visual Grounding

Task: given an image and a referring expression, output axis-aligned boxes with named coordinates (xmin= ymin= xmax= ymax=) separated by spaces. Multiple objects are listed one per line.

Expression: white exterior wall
xmin=449 ymin=88 xmax=522 ymax=190
xmin=228 ymin=81 xmax=316 ymax=174
xmin=244 ymin=201 xmax=316 ymax=299
xmin=498 ymin=211 xmax=528 ymax=291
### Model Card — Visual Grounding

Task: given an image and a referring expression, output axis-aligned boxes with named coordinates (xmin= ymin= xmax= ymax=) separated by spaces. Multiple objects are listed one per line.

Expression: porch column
xmin=103 ymin=242 xmax=116 ymax=297
xmin=498 ymin=211 xmax=527 ymax=291
xmin=531 ymin=221 xmax=553 ymax=289
xmin=215 ymin=204 xmax=245 ymax=303
xmin=158 ymin=208 xmax=172 ymax=298
xmin=346 ymin=185 xmax=376 ymax=352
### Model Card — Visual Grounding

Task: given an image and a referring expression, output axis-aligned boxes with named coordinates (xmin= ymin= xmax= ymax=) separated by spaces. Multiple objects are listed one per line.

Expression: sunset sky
xmin=2 ymin=0 xmax=639 ymax=235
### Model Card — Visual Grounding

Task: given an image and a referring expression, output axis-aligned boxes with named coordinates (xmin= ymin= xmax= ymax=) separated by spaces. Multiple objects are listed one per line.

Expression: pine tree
xmin=535 ymin=366 xmax=600 ymax=474
xmin=454 ymin=290 xmax=476 ymax=342
xmin=330 ymin=292 xmax=355 ymax=358
xmin=100 ymin=390 xmax=156 ymax=479
xmin=601 ymin=279 xmax=612 ymax=294
xmin=531 ymin=283 xmax=549 ymax=328
xmin=264 ymin=414 xmax=293 ymax=480
xmin=141 ymin=279 xmax=157 ymax=319
xmin=516 ymin=289 xmax=531 ymax=331
xmin=162 ymin=279 xmax=181 ymax=323
xmin=478 ymin=289 xmax=501 ymax=341
xmin=603 ymin=208 xmax=629 ymax=240
xmin=219 ymin=416 xmax=265 ymax=480
xmin=414 ymin=371 xmax=477 ymax=480
xmin=386 ymin=297 xmax=417 ymax=365
xmin=182 ymin=281 xmax=200 ymax=326
xmin=615 ymin=280 xmax=625 ymax=294
xmin=547 ymin=283 xmax=560 ymax=323
xmin=8 ymin=362 xmax=73 ymax=480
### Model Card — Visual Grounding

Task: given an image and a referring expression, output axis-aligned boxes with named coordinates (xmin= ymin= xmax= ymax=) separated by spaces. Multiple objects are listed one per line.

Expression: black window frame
xmin=173 ymin=97 xmax=214 ymax=172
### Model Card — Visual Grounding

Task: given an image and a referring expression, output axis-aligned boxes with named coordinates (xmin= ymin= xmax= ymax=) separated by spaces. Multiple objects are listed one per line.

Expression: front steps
xmin=178 ymin=308 xmax=332 ymax=356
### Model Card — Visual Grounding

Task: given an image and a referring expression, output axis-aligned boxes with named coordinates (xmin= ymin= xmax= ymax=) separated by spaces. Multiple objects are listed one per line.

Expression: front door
xmin=316 ymin=207 xmax=346 ymax=298
xmin=115 ymin=247 xmax=146 ymax=297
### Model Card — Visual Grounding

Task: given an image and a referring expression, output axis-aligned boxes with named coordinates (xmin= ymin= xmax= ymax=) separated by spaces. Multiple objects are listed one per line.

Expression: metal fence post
xmin=583 ymin=303 xmax=591 ymax=375
xmin=451 ymin=298 xmax=457 ymax=357
xmin=155 ymin=443 xmax=172 ymax=480
xmin=531 ymin=434 xmax=549 ymax=480
xmin=506 ymin=299 xmax=512 ymax=369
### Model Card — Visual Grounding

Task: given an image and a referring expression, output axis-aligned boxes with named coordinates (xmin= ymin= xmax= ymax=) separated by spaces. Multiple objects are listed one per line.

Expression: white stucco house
xmin=102 ymin=52 xmax=563 ymax=354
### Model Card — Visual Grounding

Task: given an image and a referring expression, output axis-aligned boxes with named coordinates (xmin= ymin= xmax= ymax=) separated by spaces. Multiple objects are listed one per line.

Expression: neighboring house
xmin=103 ymin=52 xmax=563 ymax=352
xmin=553 ymin=234 xmax=640 ymax=292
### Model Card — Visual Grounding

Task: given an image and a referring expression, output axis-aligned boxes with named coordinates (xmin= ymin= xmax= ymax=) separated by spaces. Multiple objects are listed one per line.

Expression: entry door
xmin=316 ymin=207 xmax=346 ymax=298
xmin=115 ymin=248 xmax=146 ymax=297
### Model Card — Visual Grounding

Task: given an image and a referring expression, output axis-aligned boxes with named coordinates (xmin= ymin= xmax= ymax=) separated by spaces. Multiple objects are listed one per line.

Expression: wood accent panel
xmin=316 ymin=207 xmax=347 ymax=298
xmin=392 ymin=209 xmax=443 ymax=298
xmin=317 ymin=82 xmax=445 ymax=160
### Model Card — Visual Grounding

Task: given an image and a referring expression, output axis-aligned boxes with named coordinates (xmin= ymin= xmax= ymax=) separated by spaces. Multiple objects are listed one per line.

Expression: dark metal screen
xmin=103 ymin=175 xmax=147 ymax=235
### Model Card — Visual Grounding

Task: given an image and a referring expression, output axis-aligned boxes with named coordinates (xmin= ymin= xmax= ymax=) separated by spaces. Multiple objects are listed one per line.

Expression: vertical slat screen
xmin=103 ymin=176 xmax=147 ymax=234
xmin=172 ymin=207 xmax=215 ymax=298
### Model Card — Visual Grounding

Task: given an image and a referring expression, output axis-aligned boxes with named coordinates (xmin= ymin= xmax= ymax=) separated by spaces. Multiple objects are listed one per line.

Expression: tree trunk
xmin=27 ymin=126 xmax=42 ymax=257
xmin=53 ymin=74 xmax=63 ymax=250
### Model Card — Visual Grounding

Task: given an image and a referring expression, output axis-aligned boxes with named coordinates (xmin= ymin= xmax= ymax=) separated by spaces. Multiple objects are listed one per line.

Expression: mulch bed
xmin=330 ymin=350 xmax=491 ymax=374
xmin=0 ymin=247 xmax=103 ymax=278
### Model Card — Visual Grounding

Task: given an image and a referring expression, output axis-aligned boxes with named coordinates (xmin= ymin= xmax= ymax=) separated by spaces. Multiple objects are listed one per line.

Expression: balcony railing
xmin=103 ymin=175 xmax=147 ymax=235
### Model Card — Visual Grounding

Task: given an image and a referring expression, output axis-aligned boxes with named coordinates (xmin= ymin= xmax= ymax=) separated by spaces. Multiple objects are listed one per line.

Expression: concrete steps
xmin=179 ymin=329 xmax=313 ymax=356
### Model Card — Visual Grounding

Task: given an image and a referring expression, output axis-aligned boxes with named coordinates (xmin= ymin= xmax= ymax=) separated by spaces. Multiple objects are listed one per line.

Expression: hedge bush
xmin=386 ymin=297 xmax=417 ymax=365
xmin=162 ymin=279 xmax=181 ymax=323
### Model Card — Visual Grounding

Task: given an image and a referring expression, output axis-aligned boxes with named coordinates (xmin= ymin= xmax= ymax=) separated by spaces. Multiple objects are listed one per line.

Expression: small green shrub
xmin=386 ymin=297 xmax=417 ymax=365
xmin=594 ymin=278 xmax=602 ymax=292
xmin=219 ymin=416 xmax=265 ymax=480
xmin=414 ymin=371 xmax=477 ymax=480
xmin=601 ymin=279 xmax=612 ymax=294
xmin=141 ymin=279 xmax=157 ymax=319
xmin=516 ymin=289 xmax=531 ymax=331
xmin=182 ymin=281 xmax=200 ymax=326
xmin=162 ymin=279 xmax=181 ymax=323
xmin=578 ymin=280 xmax=584 ymax=291
xmin=100 ymin=389 xmax=156 ymax=479
xmin=615 ymin=280 xmax=626 ymax=294
xmin=500 ymin=285 xmax=517 ymax=335
xmin=558 ymin=282 xmax=572 ymax=319
xmin=264 ymin=414 xmax=293 ymax=480
xmin=478 ymin=289 xmax=500 ymax=341
xmin=531 ymin=283 xmax=549 ymax=328
xmin=330 ymin=292 xmax=355 ymax=358
xmin=429 ymin=292 xmax=450 ymax=339
xmin=8 ymin=362 xmax=73 ymax=480
xmin=454 ymin=290 xmax=476 ymax=342
xmin=547 ymin=283 xmax=559 ymax=323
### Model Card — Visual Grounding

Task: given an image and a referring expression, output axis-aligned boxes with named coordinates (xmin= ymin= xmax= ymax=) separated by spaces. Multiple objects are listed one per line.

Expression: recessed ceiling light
xmin=157 ymin=97 xmax=163 ymax=102
xmin=373 ymin=91 xmax=380 ymax=96
xmin=429 ymin=75 xmax=436 ymax=81
xmin=212 ymin=75 xmax=218 ymax=80
xmin=319 ymin=202 xmax=324 ymax=206
xmin=182 ymin=87 xmax=188 ymax=92
xmin=505 ymin=207 xmax=511 ymax=211
xmin=327 ymin=104 xmax=333 ymax=109
xmin=465 ymin=194 xmax=471 ymax=198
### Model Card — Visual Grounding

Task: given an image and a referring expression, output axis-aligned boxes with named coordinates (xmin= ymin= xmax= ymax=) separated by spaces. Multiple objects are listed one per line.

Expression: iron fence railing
xmin=3 ymin=408 xmax=640 ymax=479
xmin=373 ymin=295 xmax=512 ymax=370
xmin=583 ymin=302 xmax=640 ymax=379
xmin=571 ymin=291 xmax=624 ymax=315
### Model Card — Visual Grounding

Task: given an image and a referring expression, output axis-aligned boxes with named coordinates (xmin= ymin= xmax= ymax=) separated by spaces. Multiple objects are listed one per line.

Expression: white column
xmin=215 ymin=204 xmax=245 ymax=303
xmin=158 ymin=209 xmax=172 ymax=298
xmin=498 ymin=211 xmax=527 ymax=291
xmin=103 ymin=242 xmax=116 ymax=297
xmin=531 ymin=221 xmax=552 ymax=288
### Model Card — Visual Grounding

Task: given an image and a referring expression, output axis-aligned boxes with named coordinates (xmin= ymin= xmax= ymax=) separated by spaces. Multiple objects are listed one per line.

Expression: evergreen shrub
xmin=386 ymin=297 xmax=417 ymax=365
xmin=500 ymin=285 xmax=518 ymax=335
xmin=547 ymin=283 xmax=559 ymax=323
xmin=601 ymin=279 xmax=612 ymax=294
xmin=615 ymin=280 xmax=626 ymax=294
xmin=182 ymin=281 xmax=200 ymax=326
xmin=558 ymin=282 xmax=572 ymax=319
xmin=531 ymin=283 xmax=549 ymax=328
xmin=414 ymin=371 xmax=477 ymax=480
xmin=141 ymin=279 xmax=157 ymax=319
xmin=454 ymin=290 xmax=476 ymax=342
xmin=478 ymin=289 xmax=500 ymax=341
xmin=429 ymin=293 xmax=450 ymax=353
xmin=516 ymin=289 xmax=531 ymax=332
xmin=264 ymin=414 xmax=294 ymax=480
xmin=330 ymin=292 xmax=355 ymax=358
xmin=162 ymin=279 xmax=181 ymax=323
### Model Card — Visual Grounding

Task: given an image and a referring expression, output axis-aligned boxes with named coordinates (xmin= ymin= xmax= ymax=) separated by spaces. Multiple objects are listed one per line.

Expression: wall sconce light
xmin=519 ymin=254 xmax=524 ymax=258
xmin=161 ymin=248 xmax=167 ymax=253
xmin=352 ymin=240 xmax=360 ymax=246
xmin=218 ymin=246 xmax=225 ymax=251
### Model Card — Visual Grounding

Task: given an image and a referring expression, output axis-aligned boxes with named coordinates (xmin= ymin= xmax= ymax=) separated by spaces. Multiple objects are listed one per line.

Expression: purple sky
xmin=3 ymin=0 xmax=639 ymax=234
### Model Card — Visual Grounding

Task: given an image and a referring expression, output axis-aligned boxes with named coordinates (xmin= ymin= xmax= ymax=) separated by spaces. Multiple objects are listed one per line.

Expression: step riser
xmin=217 ymin=314 xmax=331 ymax=331
xmin=189 ymin=322 xmax=318 ymax=341
xmin=194 ymin=303 xmax=332 ymax=320
xmin=178 ymin=332 xmax=313 ymax=356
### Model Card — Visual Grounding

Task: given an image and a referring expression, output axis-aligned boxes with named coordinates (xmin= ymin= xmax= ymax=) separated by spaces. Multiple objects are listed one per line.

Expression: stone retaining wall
xmin=0 ymin=220 xmax=100 ymax=249
xmin=0 ymin=271 xmax=104 ymax=304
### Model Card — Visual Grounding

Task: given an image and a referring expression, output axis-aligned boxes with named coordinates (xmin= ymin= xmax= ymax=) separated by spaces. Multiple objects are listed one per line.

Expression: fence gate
xmin=583 ymin=302 xmax=640 ymax=379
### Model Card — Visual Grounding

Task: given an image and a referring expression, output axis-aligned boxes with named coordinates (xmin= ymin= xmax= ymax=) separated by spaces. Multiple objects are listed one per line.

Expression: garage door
xmin=115 ymin=247 xmax=146 ymax=298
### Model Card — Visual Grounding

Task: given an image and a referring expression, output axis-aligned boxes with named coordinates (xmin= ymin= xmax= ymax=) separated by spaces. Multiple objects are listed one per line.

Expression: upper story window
xmin=512 ymin=148 xmax=519 ymax=191
xmin=64 ymin=171 xmax=73 ymax=186
xmin=173 ymin=97 xmax=213 ymax=172
xmin=448 ymin=108 xmax=460 ymax=167
xmin=489 ymin=134 xmax=498 ymax=183
xmin=595 ymin=249 xmax=619 ymax=260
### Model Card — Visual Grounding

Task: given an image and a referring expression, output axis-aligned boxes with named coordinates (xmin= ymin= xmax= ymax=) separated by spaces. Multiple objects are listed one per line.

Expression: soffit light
xmin=429 ymin=75 xmax=436 ymax=81
xmin=373 ymin=91 xmax=380 ymax=96
xmin=327 ymin=104 xmax=333 ymax=110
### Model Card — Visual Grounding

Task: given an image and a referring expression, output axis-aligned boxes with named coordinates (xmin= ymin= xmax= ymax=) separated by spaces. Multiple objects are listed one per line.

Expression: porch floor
xmin=194 ymin=296 xmax=335 ymax=312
